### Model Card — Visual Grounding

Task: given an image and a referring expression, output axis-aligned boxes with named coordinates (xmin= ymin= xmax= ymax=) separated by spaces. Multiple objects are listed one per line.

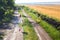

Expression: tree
xmin=0 ymin=0 xmax=15 ymax=25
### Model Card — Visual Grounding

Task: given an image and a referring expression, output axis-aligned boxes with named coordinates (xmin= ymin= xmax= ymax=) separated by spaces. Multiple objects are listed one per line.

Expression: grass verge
xmin=24 ymin=8 xmax=60 ymax=40
xmin=22 ymin=18 xmax=38 ymax=40
xmin=19 ymin=9 xmax=38 ymax=40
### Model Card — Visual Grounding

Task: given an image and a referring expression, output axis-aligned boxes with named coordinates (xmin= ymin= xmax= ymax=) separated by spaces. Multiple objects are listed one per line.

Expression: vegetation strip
xmin=20 ymin=10 xmax=38 ymax=40
xmin=24 ymin=6 xmax=60 ymax=40
xmin=24 ymin=6 xmax=60 ymax=30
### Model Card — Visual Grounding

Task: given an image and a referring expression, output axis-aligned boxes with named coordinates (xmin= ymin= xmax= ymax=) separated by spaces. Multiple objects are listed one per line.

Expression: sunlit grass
xmin=18 ymin=10 xmax=38 ymax=40
xmin=23 ymin=18 xmax=38 ymax=40
xmin=24 ymin=8 xmax=60 ymax=40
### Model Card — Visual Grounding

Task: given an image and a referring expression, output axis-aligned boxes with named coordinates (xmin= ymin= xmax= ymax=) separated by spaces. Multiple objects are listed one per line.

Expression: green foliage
xmin=0 ymin=33 xmax=4 ymax=39
xmin=24 ymin=7 xmax=60 ymax=40
xmin=39 ymin=20 xmax=60 ymax=40
xmin=19 ymin=10 xmax=38 ymax=40
xmin=0 ymin=0 xmax=15 ymax=25
xmin=24 ymin=6 xmax=60 ymax=30
xmin=23 ymin=18 xmax=38 ymax=40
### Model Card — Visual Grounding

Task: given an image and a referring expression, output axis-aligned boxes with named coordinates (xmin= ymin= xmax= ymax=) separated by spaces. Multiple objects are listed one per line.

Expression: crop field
xmin=27 ymin=5 xmax=60 ymax=20
xmin=24 ymin=6 xmax=60 ymax=40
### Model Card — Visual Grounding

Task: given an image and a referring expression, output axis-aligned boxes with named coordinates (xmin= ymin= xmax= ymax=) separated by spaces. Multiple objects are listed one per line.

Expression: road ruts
xmin=22 ymin=9 xmax=52 ymax=40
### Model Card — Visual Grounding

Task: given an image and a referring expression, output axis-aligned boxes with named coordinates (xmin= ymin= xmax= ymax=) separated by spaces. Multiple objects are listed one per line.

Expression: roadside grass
xmin=18 ymin=9 xmax=24 ymax=17
xmin=39 ymin=20 xmax=60 ymax=40
xmin=18 ymin=9 xmax=38 ymax=40
xmin=24 ymin=8 xmax=60 ymax=40
xmin=22 ymin=18 xmax=38 ymax=40
xmin=24 ymin=7 xmax=60 ymax=30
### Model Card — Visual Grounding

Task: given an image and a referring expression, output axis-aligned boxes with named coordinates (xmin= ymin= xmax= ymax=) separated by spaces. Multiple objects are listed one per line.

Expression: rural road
xmin=22 ymin=9 xmax=52 ymax=40
xmin=4 ymin=9 xmax=52 ymax=40
xmin=4 ymin=10 xmax=23 ymax=40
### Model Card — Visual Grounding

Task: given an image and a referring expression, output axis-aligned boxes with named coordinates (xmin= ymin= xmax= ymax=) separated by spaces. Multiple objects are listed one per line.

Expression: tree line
xmin=0 ymin=0 xmax=15 ymax=25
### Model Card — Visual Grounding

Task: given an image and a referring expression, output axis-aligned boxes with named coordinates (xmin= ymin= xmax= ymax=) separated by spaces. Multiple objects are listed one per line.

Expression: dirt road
xmin=22 ymin=9 xmax=52 ymax=40
xmin=4 ymin=10 xmax=23 ymax=40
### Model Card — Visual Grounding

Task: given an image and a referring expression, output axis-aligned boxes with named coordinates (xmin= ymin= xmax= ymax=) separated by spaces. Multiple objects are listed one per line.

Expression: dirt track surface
xmin=4 ymin=10 xmax=23 ymax=40
xmin=22 ymin=10 xmax=52 ymax=40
